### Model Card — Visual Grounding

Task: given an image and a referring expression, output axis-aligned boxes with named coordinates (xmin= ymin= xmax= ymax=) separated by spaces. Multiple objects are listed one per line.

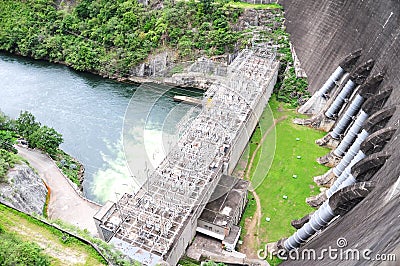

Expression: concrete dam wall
xmin=281 ymin=0 xmax=400 ymax=264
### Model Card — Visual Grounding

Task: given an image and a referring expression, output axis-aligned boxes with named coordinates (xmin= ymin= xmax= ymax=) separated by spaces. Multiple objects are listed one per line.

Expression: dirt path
xmin=241 ymin=116 xmax=287 ymax=258
xmin=16 ymin=146 xmax=100 ymax=236
xmin=0 ymin=203 xmax=104 ymax=265
xmin=12 ymin=224 xmax=89 ymax=265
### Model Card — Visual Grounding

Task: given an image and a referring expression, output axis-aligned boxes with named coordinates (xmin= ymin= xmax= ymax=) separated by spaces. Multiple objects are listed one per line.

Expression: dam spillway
xmin=278 ymin=0 xmax=400 ymax=264
xmin=93 ymin=46 xmax=279 ymax=265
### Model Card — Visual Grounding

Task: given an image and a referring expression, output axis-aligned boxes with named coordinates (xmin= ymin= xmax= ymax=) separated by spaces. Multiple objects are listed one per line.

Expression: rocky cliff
xmin=124 ymin=8 xmax=283 ymax=89
xmin=0 ymin=164 xmax=48 ymax=215
xmin=281 ymin=0 xmax=400 ymax=264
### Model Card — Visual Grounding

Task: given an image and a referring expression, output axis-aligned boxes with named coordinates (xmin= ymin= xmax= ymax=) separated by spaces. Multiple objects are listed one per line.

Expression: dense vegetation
xmin=268 ymin=28 xmax=310 ymax=107
xmin=0 ymin=0 xmax=308 ymax=104
xmin=0 ymin=111 xmax=82 ymax=186
xmin=0 ymin=111 xmax=64 ymax=159
xmin=0 ymin=0 xmax=244 ymax=77
xmin=0 ymin=149 xmax=21 ymax=182
xmin=0 ymin=112 xmax=21 ymax=179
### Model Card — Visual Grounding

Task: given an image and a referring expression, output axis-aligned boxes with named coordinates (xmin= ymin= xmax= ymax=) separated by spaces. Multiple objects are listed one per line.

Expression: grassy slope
xmin=239 ymin=96 xmax=329 ymax=245
xmin=0 ymin=204 xmax=106 ymax=266
xmin=256 ymin=98 xmax=329 ymax=243
xmin=179 ymin=256 xmax=201 ymax=266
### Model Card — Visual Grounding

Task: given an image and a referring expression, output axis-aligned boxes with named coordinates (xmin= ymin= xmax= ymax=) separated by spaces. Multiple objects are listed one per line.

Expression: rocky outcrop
xmin=121 ymin=8 xmax=284 ymax=90
xmin=0 ymin=164 xmax=47 ymax=215
xmin=164 ymin=72 xmax=222 ymax=90
xmin=164 ymin=57 xmax=228 ymax=89
xmin=129 ymin=50 xmax=176 ymax=78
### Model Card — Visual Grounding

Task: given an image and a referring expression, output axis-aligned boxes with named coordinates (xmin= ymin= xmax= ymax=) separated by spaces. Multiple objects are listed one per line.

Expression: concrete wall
xmin=93 ymin=202 xmax=117 ymax=242
xmin=232 ymin=192 xmax=248 ymax=225
xmin=227 ymin=64 xmax=278 ymax=174
xmin=197 ymin=182 xmax=248 ymax=239
xmin=197 ymin=219 xmax=227 ymax=238
xmin=281 ymin=1 xmax=400 ymax=264
xmin=165 ymin=165 xmax=224 ymax=265
xmin=165 ymin=213 xmax=197 ymax=266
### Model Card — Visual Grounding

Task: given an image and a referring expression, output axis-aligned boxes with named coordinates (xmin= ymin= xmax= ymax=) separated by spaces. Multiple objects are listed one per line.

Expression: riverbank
xmin=54 ymin=149 xmax=85 ymax=191
xmin=0 ymin=0 xmax=246 ymax=81
xmin=16 ymin=146 xmax=101 ymax=236
xmin=0 ymin=1 xmax=296 ymax=96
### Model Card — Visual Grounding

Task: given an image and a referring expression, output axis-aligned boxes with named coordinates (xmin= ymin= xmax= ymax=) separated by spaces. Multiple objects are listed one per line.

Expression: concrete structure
xmin=315 ymin=74 xmax=384 ymax=150
xmin=297 ymin=49 xmax=361 ymax=115
xmin=279 ymin=2 xmax=400 ymax=262
xmin=197 ymin=175 xmax=249 ymax=251
xmin=294 ymin=59 xmax=374 ymax=132
xmin=312 ymin=90 xmax=394 ymax=188
xmin=282 ymin=182 xmax=376 ymax=251
xmin=94 ymin=46 xmax=279 ymax=265
xmin=93 ymin=201 xmax=118 ymax=242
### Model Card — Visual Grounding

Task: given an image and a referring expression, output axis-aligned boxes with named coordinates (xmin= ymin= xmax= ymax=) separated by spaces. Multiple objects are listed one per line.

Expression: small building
xmin=196 ymin=175 xmax=249 ymax=251
xmin=93 ymin=200 xmax=121 ymax=242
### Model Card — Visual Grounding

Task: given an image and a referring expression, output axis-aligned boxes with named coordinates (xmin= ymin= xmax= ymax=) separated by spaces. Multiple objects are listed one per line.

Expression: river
xmin=0 ymin=52 xmax=203 ymax=204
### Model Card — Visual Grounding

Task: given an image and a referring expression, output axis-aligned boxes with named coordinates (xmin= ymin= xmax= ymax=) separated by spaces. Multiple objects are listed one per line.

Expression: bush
xmin=277 ymin=67 xmax=310 ymax=107
xmin=13 ymin=111 xmax=64 ymax=158
xmin=0 ymin=130 xmax=17 ymax=153
xmin=0 ymin=229 xmax=50 ymax=266
xmin=29 ymin=125 xmax=63 ymax=158
xmin=0 ymin=149 xmax=21 ymax=181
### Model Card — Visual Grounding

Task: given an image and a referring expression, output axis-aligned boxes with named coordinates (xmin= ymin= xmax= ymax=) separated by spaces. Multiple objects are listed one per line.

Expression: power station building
xmin=93 ymin=46 xmax=279 ymax=265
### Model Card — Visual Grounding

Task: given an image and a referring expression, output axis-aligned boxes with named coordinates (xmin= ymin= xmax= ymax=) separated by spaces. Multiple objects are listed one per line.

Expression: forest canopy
xmin=0 ymin=0 xmax=245 ymax=77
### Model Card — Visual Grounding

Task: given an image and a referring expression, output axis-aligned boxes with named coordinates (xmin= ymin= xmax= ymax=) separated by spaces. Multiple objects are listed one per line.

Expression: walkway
xmin=16 ymin=146 xmax=100 ymax=236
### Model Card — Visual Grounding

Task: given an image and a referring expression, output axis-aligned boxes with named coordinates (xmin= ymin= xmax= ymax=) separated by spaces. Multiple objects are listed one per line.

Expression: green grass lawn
xmin=238 ymin=96 xmax=330 ymax=246
xmin=0 ymin=204 xmax=106 ymax=266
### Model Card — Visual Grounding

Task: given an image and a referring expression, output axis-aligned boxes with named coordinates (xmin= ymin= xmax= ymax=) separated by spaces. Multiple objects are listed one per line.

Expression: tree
xmin=200 ymin=0 xmax=213 ymax=14
xmin=29 ymin=126 xmax=63 ymax=158
xmin=0 ymin=111 xmax=16 ymax=131
xmin=0 ymin=112 xmax=7 ymax=129
xmin=0 ymin=131 xmax=17 ymax=154
xmin=15 ymin=111 xmax=40 ymax=139
xmin=0 ymin=149 xmax=20 ymax=180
